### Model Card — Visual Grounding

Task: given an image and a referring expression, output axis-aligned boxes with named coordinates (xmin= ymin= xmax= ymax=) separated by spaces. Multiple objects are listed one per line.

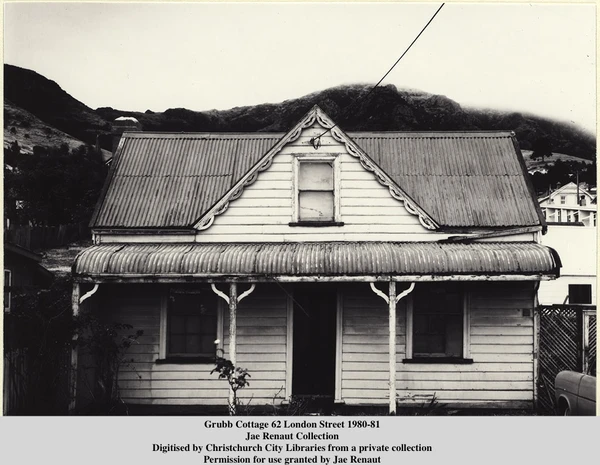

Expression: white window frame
xmin=4 ymin=269 xmax=12 ymax=313
xmin=159 ymin=287 xmax=224 ymax=361
xmin=405 ymin=287 xmax=471 ymax=361
xmin=292 ymin=154 xmax=341 ymax=224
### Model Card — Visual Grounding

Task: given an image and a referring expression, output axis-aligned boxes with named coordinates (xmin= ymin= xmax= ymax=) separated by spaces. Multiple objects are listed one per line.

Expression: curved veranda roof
xmin=73 ymin=242 xmax=560 ymax=282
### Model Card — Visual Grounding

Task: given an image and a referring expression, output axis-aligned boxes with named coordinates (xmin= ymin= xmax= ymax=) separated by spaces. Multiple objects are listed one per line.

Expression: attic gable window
xmin=292 ymin=157 xmax=342 ymax=226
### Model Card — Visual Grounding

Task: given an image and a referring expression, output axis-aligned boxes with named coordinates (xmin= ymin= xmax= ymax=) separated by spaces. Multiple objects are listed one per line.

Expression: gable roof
xmin=90 ymin=107 xmax=543 ymax=230
xmin=354 ymin=132 xmax=542 ymax=228
xmin=538 ymin=182 xmax=596 ymax=203
xmin=91 ymin=133 xmax=282 ymax=228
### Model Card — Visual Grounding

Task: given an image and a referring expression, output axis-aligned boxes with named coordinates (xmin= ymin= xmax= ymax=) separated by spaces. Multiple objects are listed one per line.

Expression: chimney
xmin=112 ymin=117 xmax=142 ymax=154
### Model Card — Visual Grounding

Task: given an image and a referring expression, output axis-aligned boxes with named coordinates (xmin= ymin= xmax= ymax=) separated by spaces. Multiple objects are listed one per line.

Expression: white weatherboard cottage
xmin=537 ymin=182 xmax=596 ymax=306
xmin=72 ymin=106 xmax=560 ymax=413
xmin=539 ymin=181 xmax=596 ymax=227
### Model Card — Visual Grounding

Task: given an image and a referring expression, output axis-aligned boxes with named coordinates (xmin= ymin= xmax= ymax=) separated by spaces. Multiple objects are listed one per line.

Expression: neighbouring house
xmin=537 ymin=182 xmax=597 ymax=306
xmin=3 ymin=241 xmax=53 ymax=313
xmin=71 ymin=106 xmax=561 ymax=413
xmin=537 ymin=225 xmax=596 ymax=306
xmin=539 ymin=182 xmax=597 ymax=227
xmin=3 ymin=241 xmax=54 ymax=414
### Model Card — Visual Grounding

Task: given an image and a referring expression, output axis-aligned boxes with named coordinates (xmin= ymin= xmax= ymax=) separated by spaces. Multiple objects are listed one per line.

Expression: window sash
xmin=167 ymin=288 xmax=218 ymax=357
xmin=298 ymin=191 xmax=335 ymax=221
xmin=407 ymin=284 xmax=467 ymax=359
xmin=298 ymin=162 xmax=333 ymax=191
xmin=296 ymin=158 xmax=337 ymax=222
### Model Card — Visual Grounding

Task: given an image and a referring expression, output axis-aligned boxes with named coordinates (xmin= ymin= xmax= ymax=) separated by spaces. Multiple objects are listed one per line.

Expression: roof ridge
xmin=121 ymin=130 xmax=515 ymax=138
xmin=121 ymin=132 xmax=284 ymax=138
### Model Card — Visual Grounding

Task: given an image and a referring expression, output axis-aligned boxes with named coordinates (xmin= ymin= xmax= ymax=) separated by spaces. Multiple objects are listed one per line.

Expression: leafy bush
xmin=211 ymin=352 xmax=251 ymax=415
xmin=76 ymin=316 xmax=143 ymax=414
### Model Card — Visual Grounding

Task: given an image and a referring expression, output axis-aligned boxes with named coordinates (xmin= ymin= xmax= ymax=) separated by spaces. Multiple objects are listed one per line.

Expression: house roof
xmin=538 ymin=182 xmax=596 ymax=203
xmin=90 ymin=107 xmax=543 ymax=230
xmin=4 ymin=242 xmax=54 ymax=282
xmin=4 ymin=242 xmax=42 ymax=262
xmin=72 ymin=242 xmax=560 ymax=281
xmin=91 ymin=133 xmax=282 ymax=229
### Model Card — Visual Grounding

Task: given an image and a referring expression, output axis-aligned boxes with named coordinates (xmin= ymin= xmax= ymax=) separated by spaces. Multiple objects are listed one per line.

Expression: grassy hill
xmin=4 ymin=100 xmax=111 ymax=160
xmin=521 ymin=150 xmax=594 ymax=170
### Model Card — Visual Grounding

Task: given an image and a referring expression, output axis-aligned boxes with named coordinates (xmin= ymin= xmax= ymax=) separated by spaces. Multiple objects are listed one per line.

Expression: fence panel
xmin=3 ymin=347 xmax=71 ymax=415
xmin=587 ymin=313 xmax=596 ymax=377
xmin=4 ymin=223 xmax=88 ymax=251
xmin=537 ymin=305 xmax=596 ymax=413
xmin=3 ymin=349 xmax=29 ymax=415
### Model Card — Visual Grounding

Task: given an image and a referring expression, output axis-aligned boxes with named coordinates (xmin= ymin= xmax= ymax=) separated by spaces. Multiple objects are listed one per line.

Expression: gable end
xmin=193 ymin=106 xmax=439 ymax=231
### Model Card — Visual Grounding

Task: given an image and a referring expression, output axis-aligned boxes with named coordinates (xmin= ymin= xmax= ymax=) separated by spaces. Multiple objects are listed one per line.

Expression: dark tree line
xmin=4 ymin=142 xmax=108 ymax=226
xmin=530 ymin=159 xmax=596 ymax=196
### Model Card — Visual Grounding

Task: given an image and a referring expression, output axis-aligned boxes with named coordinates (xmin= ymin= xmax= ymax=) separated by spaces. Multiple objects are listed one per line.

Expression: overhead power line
xmin=310 ymin=3 xmax=446 ymax=147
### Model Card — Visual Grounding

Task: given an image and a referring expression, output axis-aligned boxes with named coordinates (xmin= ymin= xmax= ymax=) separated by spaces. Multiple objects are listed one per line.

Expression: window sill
xmin=288 ymin=221 xmax=344 ymax=227
xmin=403 ymin=357 xmax=474 ymax=364
xmin=155 ymin=357 xmax=216 ymax=365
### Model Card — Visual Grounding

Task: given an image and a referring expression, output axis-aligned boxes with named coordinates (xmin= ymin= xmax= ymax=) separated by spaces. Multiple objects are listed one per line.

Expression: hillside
xmin=521 ymin=150 xmax=594 ymax=170
xmin=4 ymin=64 xmax=596 ymax=161
xmin=96 ymin=84 xmax=596 ymax=160
xmin=4 ymin=100 xmax=111 ymax=160
xmin=4 ymin=64 xmax=111 ymax=148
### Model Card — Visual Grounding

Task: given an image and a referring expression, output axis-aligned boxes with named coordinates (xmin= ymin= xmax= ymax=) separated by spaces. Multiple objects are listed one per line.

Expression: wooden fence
xmin=536 ymin=305 xmax=596 ymax=413
xmin=4 ymin=223 xmax=88 ymax=252
xmin=3 ymin=347 xmax=71 ymax=415
xmin=3 ymin=349 xmax=29 ymax=415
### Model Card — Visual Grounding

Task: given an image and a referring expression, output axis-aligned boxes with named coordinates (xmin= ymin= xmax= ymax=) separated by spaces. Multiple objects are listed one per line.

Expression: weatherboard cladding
xmin=91 ymin=131 xmax=540 ymax=229
xmin=73 ymin=242 xmax=559 ymax=278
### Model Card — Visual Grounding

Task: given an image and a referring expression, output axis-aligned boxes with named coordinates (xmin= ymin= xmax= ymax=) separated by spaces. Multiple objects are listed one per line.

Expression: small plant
xmin=396 ymin=393 xmax=448 ymax=416
xmin=211 ymin=341 xmax=251 ymax=415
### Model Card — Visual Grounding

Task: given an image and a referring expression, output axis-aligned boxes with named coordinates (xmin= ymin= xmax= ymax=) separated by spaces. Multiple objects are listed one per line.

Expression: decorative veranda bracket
xmin=211 ymin=283 xmax=256 ymax=304
xmin=79 ymin=283 xmax=99 ymax=304
xmin=370 ymin=282 xmax=415 ymax=304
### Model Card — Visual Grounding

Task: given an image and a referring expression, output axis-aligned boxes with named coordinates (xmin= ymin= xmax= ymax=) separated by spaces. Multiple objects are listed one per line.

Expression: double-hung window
xmin=405 ymin=283 xmax=471 ymax=363
xmin=162 ymin=285 xmax=222 ymax=362
xmin=293 ymin=157 xmax=340 ymax=224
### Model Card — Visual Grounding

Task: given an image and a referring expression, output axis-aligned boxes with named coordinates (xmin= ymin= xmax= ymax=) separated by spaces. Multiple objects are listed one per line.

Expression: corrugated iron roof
xmin=73 ymin=242 xmax=559 ymax=279
xmin=351 ymin=132 xmax=540 ymax=228
xmin=92 ymin=134 xmax=282 ymax=228
xmin=91 ymin=125 xmax=542 ymax=229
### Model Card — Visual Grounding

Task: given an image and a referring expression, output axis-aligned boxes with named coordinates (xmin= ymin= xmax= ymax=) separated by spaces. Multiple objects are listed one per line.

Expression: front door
xmin=292 ymin=284 xmax=337 ymax=397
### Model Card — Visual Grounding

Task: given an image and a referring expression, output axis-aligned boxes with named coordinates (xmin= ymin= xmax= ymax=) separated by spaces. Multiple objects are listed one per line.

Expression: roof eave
xmin=510 ymin=134 xmax=548 ymax=234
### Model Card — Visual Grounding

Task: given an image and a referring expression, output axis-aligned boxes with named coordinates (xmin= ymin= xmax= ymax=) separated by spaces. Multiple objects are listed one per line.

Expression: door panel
xmin=292 ymin=284 xmax=337 ymax=397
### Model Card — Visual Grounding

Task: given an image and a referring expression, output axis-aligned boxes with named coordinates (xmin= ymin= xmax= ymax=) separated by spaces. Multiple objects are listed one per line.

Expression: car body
xmin=555 ymin=371 xmax=596 ymax=416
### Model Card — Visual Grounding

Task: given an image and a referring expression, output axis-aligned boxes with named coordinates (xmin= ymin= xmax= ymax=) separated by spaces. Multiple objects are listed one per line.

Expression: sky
xmin=3 ymin=2 xmax=597 ymax=133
